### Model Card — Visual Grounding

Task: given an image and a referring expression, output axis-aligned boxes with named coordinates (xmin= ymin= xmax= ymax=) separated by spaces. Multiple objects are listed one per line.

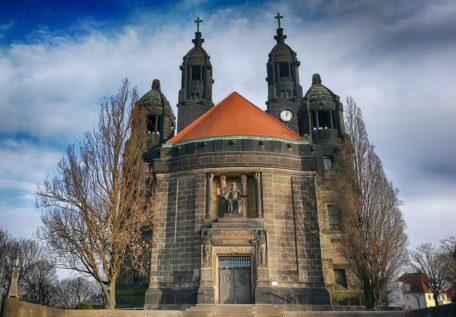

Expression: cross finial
xmin=275 ymin=12 xmax=283 ymax=28
xmin=194 ymin=16 xmax=203 ymax=32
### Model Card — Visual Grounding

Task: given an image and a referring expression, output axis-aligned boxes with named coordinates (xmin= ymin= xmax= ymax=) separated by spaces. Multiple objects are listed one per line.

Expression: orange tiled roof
xmin=397 ymin=273 xmax=430 ymax=293
xmin=168 ymin=92 xmax=303 ymax=144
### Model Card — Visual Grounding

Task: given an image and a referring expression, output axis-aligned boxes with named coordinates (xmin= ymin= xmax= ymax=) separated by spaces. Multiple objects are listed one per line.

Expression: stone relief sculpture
xmin=223 ymin=182 xmax=243 ymax=215
xmin=251 ymin=230 xmax=267 ymax=267
xmin=217 ymin=174 xmax=248 ymax=216
xmin=201 ymin=229 xmax=212 ymax=267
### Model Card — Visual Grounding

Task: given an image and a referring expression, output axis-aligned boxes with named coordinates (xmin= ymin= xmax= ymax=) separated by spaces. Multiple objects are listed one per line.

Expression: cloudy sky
xmin=0 ymin=0 xmax=454 ymax=249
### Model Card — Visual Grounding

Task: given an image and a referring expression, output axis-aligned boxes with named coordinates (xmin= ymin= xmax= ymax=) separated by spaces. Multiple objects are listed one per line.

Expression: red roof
xmin=445 ymin=285 xmax=456 ymax=298
xmin=167 ymin=92 xmax=303 ymax=144
xmin=397 ymin=273 xmax=430 ymax=293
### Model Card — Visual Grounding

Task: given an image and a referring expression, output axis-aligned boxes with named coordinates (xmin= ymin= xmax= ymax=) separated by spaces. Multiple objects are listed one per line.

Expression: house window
xmin=334 ymin=269 xmax=347 ymax=288
xmin=323 ymin=156 xmax=333 ymax=171
xmin=328 ymin=205 xmax=340 ymax=230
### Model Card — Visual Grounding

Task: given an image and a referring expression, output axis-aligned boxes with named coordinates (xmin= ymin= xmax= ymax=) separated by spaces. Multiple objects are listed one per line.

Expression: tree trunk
xmin=433 ymin=293 xmax=439 ymax=306
xmin=102 ymin=280 xmax=116 ymax=309
xmin=364 ymin=287 xmax=376 ymax=309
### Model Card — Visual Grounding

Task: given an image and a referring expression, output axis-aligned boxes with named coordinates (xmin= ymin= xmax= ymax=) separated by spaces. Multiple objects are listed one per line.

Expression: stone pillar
xmin=220 ymin=175 xmax=227 ymax=194
xmin=255 ymin=172 xmax=263 ymax=218
xmin=7 ymin=258 xmax=19 ymax=298
xmin=241 ymin=174 xmax=248 ymax=218
xmin=206 ymin=173 xmax=214 ymax=219
xmin=329 ymin=110 xmax=334 ymax=129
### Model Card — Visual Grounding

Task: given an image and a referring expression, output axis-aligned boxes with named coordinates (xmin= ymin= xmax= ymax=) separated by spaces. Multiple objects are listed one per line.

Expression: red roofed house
xmin=125 ymin=19 xmax=361 ymax=309
xmin=390 ymin=273 xmax=451 ymax=310
xmin=445 ymin=285 xmax=456 ymax=303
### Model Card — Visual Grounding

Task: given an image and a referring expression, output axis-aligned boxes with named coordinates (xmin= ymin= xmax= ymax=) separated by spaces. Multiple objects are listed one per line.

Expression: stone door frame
xmin=212 ymin=246 xmax=256 ymax=304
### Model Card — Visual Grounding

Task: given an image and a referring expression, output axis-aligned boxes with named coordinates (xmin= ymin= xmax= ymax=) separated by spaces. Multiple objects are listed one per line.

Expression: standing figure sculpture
xmin=257 ymin=230 xmax=267 ymax=267
xmin=250 ymin=230 xmax=267 ymax=267
xmin=202 ymin=229 xmax=212 ymax=267
xmin=224 ymin=182 xmax=243 ymax=215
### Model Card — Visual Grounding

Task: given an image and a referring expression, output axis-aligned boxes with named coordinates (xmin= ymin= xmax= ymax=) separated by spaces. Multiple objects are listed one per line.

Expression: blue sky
xmin=0 ymin=0 xmax=455 ymax=249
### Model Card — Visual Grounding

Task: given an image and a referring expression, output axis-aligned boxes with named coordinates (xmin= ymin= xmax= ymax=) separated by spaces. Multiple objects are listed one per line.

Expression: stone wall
xmin=2 ymin=298 xmax=182 ymax=317
xmin=146 ymin=173 xmax=206 ymax=308
xmin=316 ymin=171 xmax=363 ymax=303
xmin=257 ymin=171 xmax=329 ymax=305
xmin=283 ymin=312 xmax=404 ymax=317
xmin=404 ymin=303 xmax=456 ymax=317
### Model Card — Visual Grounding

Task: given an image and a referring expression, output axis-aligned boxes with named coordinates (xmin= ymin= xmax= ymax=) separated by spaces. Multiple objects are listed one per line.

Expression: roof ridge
xmin=231 ymin=91 xmax=302 ymax=139
xmin=168 ymin=91 xmax=303 ymax=144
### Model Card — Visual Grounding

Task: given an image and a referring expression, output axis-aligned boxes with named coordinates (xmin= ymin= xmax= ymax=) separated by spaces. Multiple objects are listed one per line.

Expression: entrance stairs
xmin=183 ymin=304 xmax=283 ymax=317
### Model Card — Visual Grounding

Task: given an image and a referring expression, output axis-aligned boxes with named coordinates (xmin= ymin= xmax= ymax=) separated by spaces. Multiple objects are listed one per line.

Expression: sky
xmin=0 ymin=0 xmax=455 ymax=250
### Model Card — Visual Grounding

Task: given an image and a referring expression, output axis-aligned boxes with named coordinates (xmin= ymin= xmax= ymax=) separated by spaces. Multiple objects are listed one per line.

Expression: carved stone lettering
xmin=211 ymin=229 xmax=255 ymax=245
xmin=213 ymin=246 xmax=254 ymax=255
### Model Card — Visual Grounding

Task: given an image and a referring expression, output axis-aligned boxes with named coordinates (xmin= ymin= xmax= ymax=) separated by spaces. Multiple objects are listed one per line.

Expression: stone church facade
xmin=131 ymin=22 xmax=361 ymax=309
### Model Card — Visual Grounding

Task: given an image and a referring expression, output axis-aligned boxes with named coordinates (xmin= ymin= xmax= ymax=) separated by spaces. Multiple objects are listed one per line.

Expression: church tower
xmin=266 ymin=13 xmax=303 ymax=134
xmin=135 ymin=79 xmax=176 ymax=159
xmin=177 ymin=17 xmax=214 ymax=132
xmin=300 ymin=73 xmax=345 ymax=143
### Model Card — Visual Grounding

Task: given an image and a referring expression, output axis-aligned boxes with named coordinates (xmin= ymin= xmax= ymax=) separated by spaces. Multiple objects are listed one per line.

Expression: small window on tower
xmin=323 ymin=155 xmax=333 ymax=171
xmin=279 ymin=62 xmax=289 ymax=77
xmin=147 ymin=115 xmax=161 ymax=134
xmin=334 ymin=269 xmax=347 ymax=288
xmin=318 ymin=110 xmax=331 ymax=129
xmin=191 ymin=65 xmax=202 ymax=80
xmin=327 ymin=205 xmax=340 ymax=230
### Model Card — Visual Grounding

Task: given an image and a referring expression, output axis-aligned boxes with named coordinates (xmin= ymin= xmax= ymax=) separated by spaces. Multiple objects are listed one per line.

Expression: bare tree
xmin=411 ymin=293 xmax=422 ymax=308
xmin=410 ymin=243 xmax=448 ymax=306
xmin=37 ymin=79 xmax=153 ymax=308
xmin=15 ymin=239 xmax=44 ymax=286
xmin=54 ymin=277 xmax=100 ymax=308
xmin=0 ymin=230 xmax=44 ymax=314
xmin=0 ymin=229 xmax=12 ymax=313
xmin=335 ymin=97 xmax=408 ymax=309
xmin=440 ymin=236 xmax=456 ymax=286
xmin=21 ymin=259 xmax=57 ymax=306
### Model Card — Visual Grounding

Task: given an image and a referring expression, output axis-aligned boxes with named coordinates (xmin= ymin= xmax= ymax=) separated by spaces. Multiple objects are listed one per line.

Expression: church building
xmin=134 ymin=15 xmax=360 ymax=309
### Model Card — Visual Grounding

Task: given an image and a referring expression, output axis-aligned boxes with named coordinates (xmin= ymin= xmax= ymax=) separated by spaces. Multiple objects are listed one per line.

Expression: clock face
xmin=279 ymin=109 xmax=294 ymax=122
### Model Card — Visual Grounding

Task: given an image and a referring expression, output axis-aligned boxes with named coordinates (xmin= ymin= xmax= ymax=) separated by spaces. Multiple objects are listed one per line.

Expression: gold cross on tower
xmin=275 ymin=12 xmax=283 ymax=28
xmin=194 ymin=16 xmax=203 ymax=32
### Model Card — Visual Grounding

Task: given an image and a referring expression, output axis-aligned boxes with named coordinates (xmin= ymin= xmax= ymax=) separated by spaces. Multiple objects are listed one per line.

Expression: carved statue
xmin=250 ymin=230 xmax=267 ymax=267
xmin=202 ymin=229 xmax=212 ymax=267
xmin=223 ymin=182 xmax=243 ymax=215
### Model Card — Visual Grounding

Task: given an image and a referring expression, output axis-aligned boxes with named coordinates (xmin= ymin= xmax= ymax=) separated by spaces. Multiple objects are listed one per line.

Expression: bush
xmin=75 ymin=302 xmax=93 ymax=310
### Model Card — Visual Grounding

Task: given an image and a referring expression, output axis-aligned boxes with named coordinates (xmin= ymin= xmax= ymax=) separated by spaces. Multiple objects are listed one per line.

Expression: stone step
xmin=183 ymin=304 xmax=286 ymax=317
xmin=253 ymin=304 xmax=283 ymax=317
xmin=215 ymin=307 xmax=253 ymax=317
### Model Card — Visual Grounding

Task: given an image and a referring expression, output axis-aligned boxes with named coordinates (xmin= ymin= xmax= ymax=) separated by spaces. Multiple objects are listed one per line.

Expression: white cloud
xmin=0 ymin=205 xmax=41 ymax=239
xmin=402 ymin=196 xmax=456 ymax=248
xmin=0 ymin=0 xmax=455 ymax=247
